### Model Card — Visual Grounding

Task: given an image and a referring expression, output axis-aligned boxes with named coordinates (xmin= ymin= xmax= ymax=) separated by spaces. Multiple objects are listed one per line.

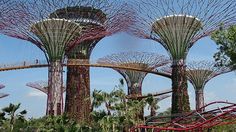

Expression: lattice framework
xmin=187 ymin=61 xmax=231 ymax=90
xmin=129 ymin=0 xmax=236 ymax=61
xmin=98 ymin=51 xmax=170 ymax=95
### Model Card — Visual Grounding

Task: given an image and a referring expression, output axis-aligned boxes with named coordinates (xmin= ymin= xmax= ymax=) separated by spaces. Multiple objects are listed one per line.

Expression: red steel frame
xmin=131 ymin=101 xmax=236 ymax=131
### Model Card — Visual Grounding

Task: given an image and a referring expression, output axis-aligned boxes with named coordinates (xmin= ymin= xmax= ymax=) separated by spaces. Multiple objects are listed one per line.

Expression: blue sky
xmin=0 ymin=32 xmax=235 ymax=118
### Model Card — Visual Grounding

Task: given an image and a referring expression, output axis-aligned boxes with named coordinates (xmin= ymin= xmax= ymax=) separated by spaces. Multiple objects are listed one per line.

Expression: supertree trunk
xmin=128 ymin=83 xmax=142 ymax=96
xmin=128 ymin=83 xmax=144 ymax=120
xmin=47 ymin=60 xmax=63 ymax=116
xmin=65 ymin=40 xmax=99 ymax=122
xmin=195 ymin=88 xmax=204 ymax=112
xmin=65 ymin=65 xmax=90 ymax=122
xmin=171 ymin=62 xmax=190 ymax=115
xmin=150 ymin=107 xmax=156 ymax=117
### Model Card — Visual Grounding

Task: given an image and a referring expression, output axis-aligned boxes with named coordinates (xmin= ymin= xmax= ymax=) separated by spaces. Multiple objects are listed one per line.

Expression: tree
xmin=211 ymin=25 xmax=236 ymax=68
xmin=0 ymin=103 xmax=27 ymax=132
xmin=91 ymin=80 xmax=146 ymax=132
xmin=146 ymin=94 xmax=170 ymax=117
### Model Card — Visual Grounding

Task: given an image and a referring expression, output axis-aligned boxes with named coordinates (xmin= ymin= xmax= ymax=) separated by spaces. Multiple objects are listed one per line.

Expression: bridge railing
xmin=0 ymin=59 xmax=48 ymax=68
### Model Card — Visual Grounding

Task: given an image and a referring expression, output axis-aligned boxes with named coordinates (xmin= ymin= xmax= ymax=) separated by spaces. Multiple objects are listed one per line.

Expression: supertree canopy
xmin=0 ymin=93 xmax=9 ymax=99
xmin=47 ymin=2 xmax=132 ymax=122
xmin=26 ymin=81 xmax=66 ymax=95
xmin=187 ymin=61 xmax=231 ymax=111
xmin=0 ymin=0 xmax=131 ymax=116
xmin=98 ymin=52 xmax=170 ymax=97
xmin=129 ymin=0 xmax=236 ymax=115
xmin=0 ymin=84 xmax=9 ymax=99
xmin=0 ymin=84 xmax=5 ymax=89
xmin=0 ymin=0 xmax=22 ymax=30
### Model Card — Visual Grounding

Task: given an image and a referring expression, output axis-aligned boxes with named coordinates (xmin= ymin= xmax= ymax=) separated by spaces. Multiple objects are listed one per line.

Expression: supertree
xmin=98 ymin=52 xmax=170 ymax=97
xmin=0 ymin=84 xmax=5 ymax=89
xmin=128 ymin=0 xmax=236 ymax=115
xmin=0 ymin=0 xmax=131 ymax=116
xmin=98 ymin=52 xmax=170 ymax=119
xmin=0 ymin=84 xmax=9 ymax=99
xmin=187 ymin=61 xmax=231 ymax=111
xmin=26 ymin=81 xmax=66 ymax=114
xmin=47 ymin=2 xmax=132 ymax=122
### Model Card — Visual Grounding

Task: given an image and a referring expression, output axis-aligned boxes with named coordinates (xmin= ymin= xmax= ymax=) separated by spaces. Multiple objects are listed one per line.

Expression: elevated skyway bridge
xmin=0 ymin=59 xmax=171 ymax=78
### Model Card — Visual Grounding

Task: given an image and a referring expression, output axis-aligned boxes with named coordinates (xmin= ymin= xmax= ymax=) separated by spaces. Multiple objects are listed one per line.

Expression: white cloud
xmin=28 ymin=91 xmax=46 ymax=97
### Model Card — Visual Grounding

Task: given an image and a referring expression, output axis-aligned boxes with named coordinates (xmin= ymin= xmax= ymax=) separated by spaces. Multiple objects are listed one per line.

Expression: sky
xmin=0 ymin=31 xmax=236 ymax=118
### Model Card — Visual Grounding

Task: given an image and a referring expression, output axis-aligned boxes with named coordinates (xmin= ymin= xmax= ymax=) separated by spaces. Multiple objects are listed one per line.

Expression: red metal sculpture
xmin=131 ymin=101 xmax=236 ymax=131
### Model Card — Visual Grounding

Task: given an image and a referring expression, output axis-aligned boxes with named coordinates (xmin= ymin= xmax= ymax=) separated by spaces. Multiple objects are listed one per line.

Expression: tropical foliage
xmin=0 ymin=81 xmax=163 ymax=132
xmin=0 ymin=103 xmax=27 ymax=132
xmin=211 ymin=25 xmax=236 ymax=68
xmin=0 ymin=100 xmax=234 ymax=131
xmin=90 ymin=80 xmax=146 ymax=131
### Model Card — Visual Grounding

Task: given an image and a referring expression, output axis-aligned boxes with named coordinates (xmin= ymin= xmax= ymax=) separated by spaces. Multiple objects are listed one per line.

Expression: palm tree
xmin=146 ymin=94 xmax=170 ymax=117
xmin=91 ymin=80 xmax=146 ymax=132
xmin=1 ymin=103 xmax=27 ymax=132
